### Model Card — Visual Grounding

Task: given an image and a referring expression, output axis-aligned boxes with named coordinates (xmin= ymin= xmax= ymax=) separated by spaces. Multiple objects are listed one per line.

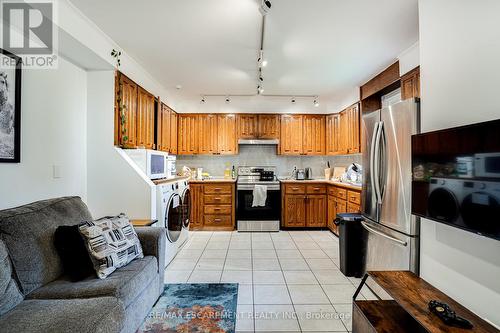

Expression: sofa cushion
xmin=0 ymin=239 xmax=23 ymax=316
xmin=78 ymin=214 xmax=144 ymax=279
xmin=0 ymin=297 xmax=124 ymax=333
xmin=54 ymin=225 xmax=95 ymax=281
xmin=27 ymin=256 xmax=157 ymax=307
xmin=0 ymin=197 xmax=93 ymax=295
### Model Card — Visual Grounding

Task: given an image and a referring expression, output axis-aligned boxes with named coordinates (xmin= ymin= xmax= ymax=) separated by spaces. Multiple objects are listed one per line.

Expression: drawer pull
xmin=214 ymin=188 xmax=222 ymax=191
xmin=214 ymin=208 xmax=221 ymax=211
xmin=214 ymin=218 xmax=221 ymax=223
xmin=292 ymin=187 xmax=300 ymax=190
xmin=214 ymin=197 xmax=221 ymax=201
xmin=313 ymin=187 xmax=321 ymax=191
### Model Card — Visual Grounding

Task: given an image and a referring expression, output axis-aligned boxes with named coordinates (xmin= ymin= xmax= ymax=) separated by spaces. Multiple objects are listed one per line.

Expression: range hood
xmin=238 ymin=139 xmax=279 ymax=145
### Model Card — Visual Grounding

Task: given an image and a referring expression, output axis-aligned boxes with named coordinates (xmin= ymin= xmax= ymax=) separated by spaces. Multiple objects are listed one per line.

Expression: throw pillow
xmin=0 ymin=239 xmax=24 ymax=316
xmin=78 ymin=214 xmax=144 ymax=279
xmin=54 ymin=225 xmax=95 ymax=281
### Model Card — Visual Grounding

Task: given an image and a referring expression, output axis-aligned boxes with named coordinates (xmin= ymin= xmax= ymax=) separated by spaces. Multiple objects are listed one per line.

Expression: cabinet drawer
xmin=204 ymin=205 xmax=232 ymax=215
xmin=306 ymin=185 xmax=326 ymax=194
xmin=204 ymin=194 xmax=232 ymax=204
xmin=328 ymin=186 xmax=336 ymax=196
xmin=204 ymin=184 xmax=233 ymax=194
xmin=285 ymin=184 xmax=306 ymax=194
xmin=335 ymin=188 xmax=347 ymax=200
xmin=348 ymin=191 xmax=361 ymax=205
xmin=204 ymin=215 xmax=232 ymax=226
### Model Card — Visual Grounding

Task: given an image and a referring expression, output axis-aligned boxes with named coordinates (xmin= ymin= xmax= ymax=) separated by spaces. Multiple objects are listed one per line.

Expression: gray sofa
xmin=0 ymin=197 xmax=166 ymax=333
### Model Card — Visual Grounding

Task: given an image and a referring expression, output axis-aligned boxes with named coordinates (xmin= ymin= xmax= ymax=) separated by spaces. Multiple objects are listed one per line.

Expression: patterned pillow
xmin=78 ymin=214 xmax=144 ymax=279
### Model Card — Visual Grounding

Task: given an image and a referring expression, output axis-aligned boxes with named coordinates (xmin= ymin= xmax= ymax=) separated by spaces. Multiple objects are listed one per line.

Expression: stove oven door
xmin=236 ymin=185 xmax=281 ymax=221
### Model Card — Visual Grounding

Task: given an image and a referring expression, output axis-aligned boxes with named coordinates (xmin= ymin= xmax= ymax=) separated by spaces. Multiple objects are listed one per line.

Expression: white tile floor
xmin=165 ymin=230 xmax=375 ymax=332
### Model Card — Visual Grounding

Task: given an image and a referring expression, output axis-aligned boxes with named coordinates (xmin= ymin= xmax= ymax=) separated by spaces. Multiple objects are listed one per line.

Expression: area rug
xmin=138 ymin=283 xmax=238 ymax=333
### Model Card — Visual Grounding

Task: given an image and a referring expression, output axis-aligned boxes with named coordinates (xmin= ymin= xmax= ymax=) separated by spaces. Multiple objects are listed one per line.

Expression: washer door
xmin=428 ymin=188 xmax=459 ymax=222
xmin=181 ymin=188 xmax=191 ymax=228
xmin=165 ymin=193 xmax=182 ymax=243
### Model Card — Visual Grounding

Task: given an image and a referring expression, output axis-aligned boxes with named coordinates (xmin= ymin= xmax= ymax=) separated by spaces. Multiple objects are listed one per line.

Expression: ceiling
xmin=69 ymin=0 xmax=419 ymax=113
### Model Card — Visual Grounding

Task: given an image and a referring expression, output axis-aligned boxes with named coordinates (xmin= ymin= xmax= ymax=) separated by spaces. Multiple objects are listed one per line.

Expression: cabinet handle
xmin=313 ymin=187 xmax=321 ymax=191
xmin=214 ymin=218 xmax=221 ymax=223
xmin=292 ymin=187 xmax=300 ymax=191
xmin=214 ymin=208 xmax=221 ymax=211
xmin=214 ymin=197 xmax=221 ymax=201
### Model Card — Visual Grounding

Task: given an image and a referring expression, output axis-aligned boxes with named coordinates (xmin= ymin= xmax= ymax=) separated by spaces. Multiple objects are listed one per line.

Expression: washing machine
xmin=177 ymin=179 xmax=191 ymax=246
xmin=156 ymin=181 xmax=183 ymax=266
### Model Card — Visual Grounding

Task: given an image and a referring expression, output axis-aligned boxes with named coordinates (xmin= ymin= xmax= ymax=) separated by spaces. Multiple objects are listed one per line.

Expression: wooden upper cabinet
xmin=136 ymin=87 xmax=155 ymax=149
xmin=338 ymin=110 xmax=349 ymax=154
xmin=170 ymin=111 xmax=178 ymax=154
xmin=303 ymin=115 xmax=326 ymax=155
xmin=117 ymin=74 xmax=138 ymax=148
xmin=326 ymin=114 xmax=341 ymax=155
xmin=347 ymin=104 xmax=360 ymax=154
xmin=217 ymin=114 xmax=238 ymax=155
xmin=178 ymin=114 xmax=199 ymax=155
xmin=258 ymin=114 xmax=280 ymax=139
xmin=237 ymin=114 xmax=258 ymax=139
xmin=157 ymin=103 xmax=171 ymax=152
xmin=401 ymin=67 xmax=420 ymax=100
xmin=280 ymin=115 xmax=303 ymax=155
xmin=198 ymin=114 xmax=219 ymax=155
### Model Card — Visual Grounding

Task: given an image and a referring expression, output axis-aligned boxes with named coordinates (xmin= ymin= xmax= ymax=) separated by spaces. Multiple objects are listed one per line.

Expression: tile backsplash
xmin=176 ymin=145 xmax=361 ymax=178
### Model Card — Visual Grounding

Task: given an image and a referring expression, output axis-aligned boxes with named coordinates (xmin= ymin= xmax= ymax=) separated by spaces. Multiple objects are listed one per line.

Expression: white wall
xmin=0 ymin=58 xmax=87 ymax=209
xmin=86 ymin=71 xmax=156 ymax=220
xmin=419 ymin=0 xmax=500 ymax=327
xmin=398 ymin=42 xmax=420 ymax=75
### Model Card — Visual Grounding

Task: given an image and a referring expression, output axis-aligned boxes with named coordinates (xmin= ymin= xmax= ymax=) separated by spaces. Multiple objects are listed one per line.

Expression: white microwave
xmin=475 ymin=153 xmax=500 ymax=178
xmin=124 ymin=149 xmax=169 ymax=180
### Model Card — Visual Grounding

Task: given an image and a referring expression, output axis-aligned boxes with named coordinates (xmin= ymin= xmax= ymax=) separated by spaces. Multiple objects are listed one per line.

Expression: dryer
xmin=156 ymin=181 xmax=183 ymax=266
xmin=177 ymin=179 xmax=191 ymax=246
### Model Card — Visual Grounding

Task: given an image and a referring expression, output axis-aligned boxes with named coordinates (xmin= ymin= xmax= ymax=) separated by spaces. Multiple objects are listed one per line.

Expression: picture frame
xmin=0 ymin=48 xmax=22 ymax=163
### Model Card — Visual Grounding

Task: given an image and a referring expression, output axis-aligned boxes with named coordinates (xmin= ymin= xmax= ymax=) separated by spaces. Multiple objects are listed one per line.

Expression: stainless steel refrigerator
xmin=361 ymin=98 xmax=420 ymax=274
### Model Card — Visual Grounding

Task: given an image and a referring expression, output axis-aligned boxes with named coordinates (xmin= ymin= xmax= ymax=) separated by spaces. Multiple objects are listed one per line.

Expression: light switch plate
xmin=53 ymin=165 xmax=61 ymax=179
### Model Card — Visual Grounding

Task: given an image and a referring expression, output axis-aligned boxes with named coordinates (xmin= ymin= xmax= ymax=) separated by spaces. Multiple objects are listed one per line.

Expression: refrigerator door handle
xmin=373 ymin=121 xmax=384 ymax=204
xmin=369 ymin=122 xmax=380 ymax=205
xmin=361 ymin=221 xmax=408 ymax=246
xmin=379 ymin=122 xmax=387 ymax=202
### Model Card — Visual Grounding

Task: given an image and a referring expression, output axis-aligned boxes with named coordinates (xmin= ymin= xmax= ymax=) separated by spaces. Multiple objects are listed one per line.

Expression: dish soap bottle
xmin=231 ymin=165 xmax=236 ymax=179
xmin=224 ymin=163 xmax=231 ymax=179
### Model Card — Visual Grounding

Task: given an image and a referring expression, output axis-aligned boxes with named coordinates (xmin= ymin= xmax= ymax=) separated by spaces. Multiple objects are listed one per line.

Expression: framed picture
xmin=0 ymin=48 xmax=21 ymax=163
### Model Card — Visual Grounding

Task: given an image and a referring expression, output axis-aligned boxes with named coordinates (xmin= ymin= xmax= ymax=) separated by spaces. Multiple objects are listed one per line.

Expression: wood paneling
xmin=280 ymin=115 xmax=303 ymax=155
xmin=303 ymin=115 xmax=326 ymax=155
xmin=361 ymin=62 xmax=400 ymax=100
xmin=401 ymin=67 xmax=420 ymax=100
xmin=217 ymin=114 xmax=238 ymax=155
xmin=258 ymin=114 xmax=280 ymax=139
xmin=237 ymin=114 xmax=258 ymax=139
xmin=178 ymin=114 xmax=199 ymax=155
xmin=198 ymin=114 xmax=218 ymax=155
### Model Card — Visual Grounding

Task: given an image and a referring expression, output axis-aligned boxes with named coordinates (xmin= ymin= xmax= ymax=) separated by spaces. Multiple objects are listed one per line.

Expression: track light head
xmin=225 ymin=96 xmax=231 ymax=104
xmin=257 ymin=86 xmax=264 ymax=94
xmin=259 ymin=0 xmax=272 ymax=16
xmin=291 ymin=97 xmax=296 ymax=104
xmin=313 ymin=97 xmax=319 ymax=107
xmin=200 ymin=96 xmax=206 ymax=104
xmin=262 ymin=59 xmax=268 ymax=67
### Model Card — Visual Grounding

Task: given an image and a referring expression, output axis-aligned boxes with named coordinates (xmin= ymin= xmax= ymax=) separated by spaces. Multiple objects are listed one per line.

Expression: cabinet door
xmin=338 ymin=110 xmax=349 ymax=154
xmin=327 ymin=114 xmax=341 ymax=155
xmin=169 ymin=111 xmax=178 ymax=154
xmin=157 ymin=103 xmax=170 ymax=152
xmin=237 ymin=114 xmax=258 ymax=139
xmin=335 ymin=197 xmax=347 ymax=214
xmin=348 ymin=104 xmax=360 ymax=154
xmin=118 ymin=74 xmax=138 ymax=148
xmin=401 ymin=67 xmax=420 ymax=100
xmin=306 ymin=195 xmax=327 ymax=227
xmin=258 ymin=114 xmax=280 ymax=139
xmin=327 ymin=194 xmax=338 ymax=234
xmin=198 ymin=114 xmax=218 ymax=154
xmin=189 ymin=184 xmax=204 ymax=229
xmin=284 ymin=195 xmax=306 ymax=227
xmin=217 ymin=114 xmax=238 ymax=155
xmin=136 ymin=87 xmax=155 ymax=149
xmin=280 ymin=115 xmax=303 ymax=155
xmin=178 ymin=114 xmax=198 ymax=155
xmin=303 ymin=115 xmax=326 ymax=155
xmin=347 ymin=203 xmax=360 ymax=213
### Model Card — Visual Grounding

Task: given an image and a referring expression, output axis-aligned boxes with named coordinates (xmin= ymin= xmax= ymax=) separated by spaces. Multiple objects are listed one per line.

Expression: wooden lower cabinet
xmin=283 ymin=195 xmax=307 ymax=227
xmin=282 ymin=184 xmax=326 ymax=228
xmin=189 ymin=181 xmax=235 ymax=231
xmin=327 ymin=185 xmax=362 ymax=235
xmin=327 ymin=194 xmax=337 ymax=234
xmin=306 ymin=195 xmax=327 ymax=227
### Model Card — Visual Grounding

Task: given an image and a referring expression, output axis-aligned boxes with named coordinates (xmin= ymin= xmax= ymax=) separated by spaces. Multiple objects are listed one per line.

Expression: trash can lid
xmin=336 ymin=213 xmax=363 ymax=221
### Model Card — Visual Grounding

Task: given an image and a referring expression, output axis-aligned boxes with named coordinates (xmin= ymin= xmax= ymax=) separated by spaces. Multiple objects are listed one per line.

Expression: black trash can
xmin=334 ymin=213 xmax=364 ymax=278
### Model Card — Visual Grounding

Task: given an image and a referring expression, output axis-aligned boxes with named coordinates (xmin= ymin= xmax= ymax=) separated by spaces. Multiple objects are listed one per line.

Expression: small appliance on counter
xmin=296 ymin=169 xmax=305 ymax=180
xmin=343 ymin=163 xmax=362 ymax=185
xmin=305 ymin=167 xmax=313 ymax=180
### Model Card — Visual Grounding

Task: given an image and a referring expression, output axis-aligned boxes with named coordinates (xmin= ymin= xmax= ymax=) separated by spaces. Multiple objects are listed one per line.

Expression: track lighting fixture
xmin=313 ymin=97 xmax=319 ymax=107
xmin=259 ymin=0 xmax=272 ymax=16
xmin=200 ymin=96 xmax=206 ymax=104
xmin=257 ymin=85 xmax=264 ymax=94
xmin=291 ymin=97 xmax=296 ymax=104
xmin=225 ymin=96 xmax=231 ymax=104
